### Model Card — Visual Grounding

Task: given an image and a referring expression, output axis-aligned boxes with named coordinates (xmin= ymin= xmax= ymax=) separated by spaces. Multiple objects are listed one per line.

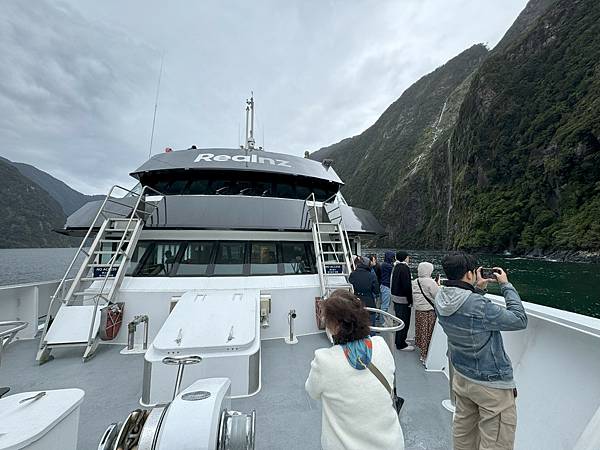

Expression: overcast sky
xmin=0 ymin=0 xmax=527 ymax=194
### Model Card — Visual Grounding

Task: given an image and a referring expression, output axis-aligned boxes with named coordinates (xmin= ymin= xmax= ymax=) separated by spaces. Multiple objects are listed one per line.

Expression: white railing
xmin=0 ymin=279 xmax=75 ymax=339
xmin=425 ymin=295 xmax=600 ymax=450
xmin=37 ymin=184 xmax=165 ymax=358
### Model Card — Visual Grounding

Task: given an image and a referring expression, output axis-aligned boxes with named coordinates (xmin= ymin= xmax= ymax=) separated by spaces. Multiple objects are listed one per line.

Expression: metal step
xmin=72 ymin=291 xmax=109 ymax=297
xmin=37 ymin=186 xmax=160 ymax=365
xmin=44 ymin=305 xmax=103 ymax=345
xmin=87 ymin=263 xmax=122 ymax=268
xmin=81 ymin=276 xmax=115 ymax=281
xmin=322 ymin=251 xmax=345 ymax=255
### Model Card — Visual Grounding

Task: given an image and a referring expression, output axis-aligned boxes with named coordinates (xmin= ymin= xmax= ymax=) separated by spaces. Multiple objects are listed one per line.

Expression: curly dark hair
xmin=322 ymin=289 xmax=371 ymax=345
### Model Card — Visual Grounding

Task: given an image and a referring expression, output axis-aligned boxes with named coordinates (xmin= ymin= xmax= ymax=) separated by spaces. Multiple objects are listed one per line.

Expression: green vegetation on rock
xmin=313 ymin=0 xmax=600 ymax=258
xmin=448 ymin=0 xmax=600 ymax=254
xmin=0 ymin=159 xmax=75 ymax=248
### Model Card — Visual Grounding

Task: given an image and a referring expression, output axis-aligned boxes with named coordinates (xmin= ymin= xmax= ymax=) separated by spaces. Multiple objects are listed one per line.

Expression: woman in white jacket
xmin=411 ymin=262 xmax=439 ymax=364
xmin=305 ymin=289 xmax=404 ymax=450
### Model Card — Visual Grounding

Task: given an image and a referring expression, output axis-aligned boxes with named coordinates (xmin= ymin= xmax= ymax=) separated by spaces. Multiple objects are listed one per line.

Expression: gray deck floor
xmin=1 ymin=335 xmax=452 ymax=449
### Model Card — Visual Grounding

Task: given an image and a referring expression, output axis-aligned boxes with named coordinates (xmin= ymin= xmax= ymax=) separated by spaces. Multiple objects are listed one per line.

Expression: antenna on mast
xmin=148 ymin=53 xmax=164 ymax=158
xmin=244 ymin=92 xmax=256 ymax=150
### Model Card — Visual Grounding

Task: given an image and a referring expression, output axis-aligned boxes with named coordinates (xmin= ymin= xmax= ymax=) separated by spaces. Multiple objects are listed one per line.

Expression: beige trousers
xmin=452 ymin=371 xmax=517 ymax=450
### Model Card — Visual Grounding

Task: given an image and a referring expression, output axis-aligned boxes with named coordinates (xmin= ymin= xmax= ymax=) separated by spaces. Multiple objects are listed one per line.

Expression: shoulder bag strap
xmin=417 ymin=279 xmax=435 ymax=308
xmin=358 ymin=357 xmax=393 ymax=398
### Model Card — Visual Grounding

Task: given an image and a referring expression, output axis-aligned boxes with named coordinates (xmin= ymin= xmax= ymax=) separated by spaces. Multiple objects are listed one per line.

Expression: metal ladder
xmin=303 ymin=193 xmax=354 ymax=299
xmin=36 ymin=185 xmax=164 ymax=364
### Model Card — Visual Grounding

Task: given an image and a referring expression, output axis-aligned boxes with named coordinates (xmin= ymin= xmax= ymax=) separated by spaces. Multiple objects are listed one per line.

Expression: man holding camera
xmin=435 ymin=253 xmax=528 ymax=450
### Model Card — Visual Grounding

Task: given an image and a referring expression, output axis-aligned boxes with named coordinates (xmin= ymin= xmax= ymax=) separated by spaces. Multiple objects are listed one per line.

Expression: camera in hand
xmin=481 ymin=268 xmax=500 ymax=279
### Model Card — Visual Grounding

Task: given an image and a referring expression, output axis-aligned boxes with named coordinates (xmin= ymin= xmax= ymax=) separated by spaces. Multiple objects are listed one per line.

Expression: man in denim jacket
xmin=435 ymin=253 xmax=528 ymax=450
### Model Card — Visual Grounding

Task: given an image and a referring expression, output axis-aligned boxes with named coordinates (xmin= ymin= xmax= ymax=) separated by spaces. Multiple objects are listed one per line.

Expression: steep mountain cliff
xmin=0 ymin=159 xmax=74 ymax=248
xmin=0 ymin=156 xmax=103 ymax=215
xmin=313 ymin=0 xmax=600 ymax=258
xmin=447 ymin=0 xmax=600 ymax=254
xmin=312 ymin=44 xmax=489 ymax=217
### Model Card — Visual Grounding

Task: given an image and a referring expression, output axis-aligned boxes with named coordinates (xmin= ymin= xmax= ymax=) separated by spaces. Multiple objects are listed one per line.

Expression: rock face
xmin=0 ymin=157 xmax=103 ymax=215
xmin=0 ymin=159 xmax=74 ymax=248
xmin=312 ymin=44 xmax=489 ymax=246
xmin=447 ymin=0 xmax=600 ymax=253
xmin=313 ymin=0 xmax=600 ymax=256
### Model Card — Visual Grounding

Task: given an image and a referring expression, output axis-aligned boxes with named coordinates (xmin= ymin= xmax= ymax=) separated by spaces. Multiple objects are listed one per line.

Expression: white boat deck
xmin=0 ymin=335 xmax=452 ymax=450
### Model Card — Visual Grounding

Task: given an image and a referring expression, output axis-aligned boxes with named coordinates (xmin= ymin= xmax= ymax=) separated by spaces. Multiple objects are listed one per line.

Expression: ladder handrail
xmin=84 ymin=185 xmax=164 ymax=347
xmin=303 ymin=192 xmax=354 ymax=298
xmin=37 ymin=184 xmax=165 ymax=356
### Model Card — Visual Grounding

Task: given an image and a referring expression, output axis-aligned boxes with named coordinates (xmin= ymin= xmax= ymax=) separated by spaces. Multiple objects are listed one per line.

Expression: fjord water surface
xmin=368 ymin=249 xmax=600 ymax=319
xmin=0 ymin=248 xmax=598 ymax=319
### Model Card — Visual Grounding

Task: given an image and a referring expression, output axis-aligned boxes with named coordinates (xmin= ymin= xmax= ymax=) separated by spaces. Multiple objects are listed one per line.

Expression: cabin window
xmin=213 ymin=241 xmax=246 ymax=275
xmin=254 ymin=181 xmax=272 ymax=197
xmin=143 ymin=170 xmax=338 ymax=201
xmin=250 ymin=242 xmax=279 ymax=275
xmin=295 ymin=184 xmax=312 ymax=200
xmin=135 ymin=242 xmax=182 ymax=276
xmin=125 ymin=241 xmax=153 ymax=275
xmin=274 ymin=182 xmax=295 ymax=198
xmin=313 ymin=187 xmax=331 ymax=202
xmin=174 ymin=241 xmax=215 ymax=276
xmin=153 ymin=179 xmax=189 ymax=195
xmin=185 ymin=179 xmax=210 ymax=195
xmin=128 ymin=240 xmax=317 ymax=277
xmin=281 ymin=242 xmax=316 ymax=274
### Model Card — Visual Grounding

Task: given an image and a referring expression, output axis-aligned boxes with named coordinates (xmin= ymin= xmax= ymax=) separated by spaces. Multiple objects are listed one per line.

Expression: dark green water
xmin=367 ymin=249 xmax=600 ymax=319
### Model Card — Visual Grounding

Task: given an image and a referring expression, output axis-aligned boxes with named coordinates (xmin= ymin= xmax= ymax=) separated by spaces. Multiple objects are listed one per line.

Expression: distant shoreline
xmin=363 ymin=247 xmax=600 ymax=264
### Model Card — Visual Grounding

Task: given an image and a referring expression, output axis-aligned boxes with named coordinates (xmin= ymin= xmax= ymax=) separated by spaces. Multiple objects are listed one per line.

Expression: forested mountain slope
xmin=312 ymin=0 xmax=599 ymax=259
xmin=312 ymin=44 xmax=488 ymax=217
xmin=0 ymin=159 xmax=74 ymax=248
xmin=447 ymin=0 xmax=600 ymax=254
xmin=0 ymin=156 xmax=103 ymax=215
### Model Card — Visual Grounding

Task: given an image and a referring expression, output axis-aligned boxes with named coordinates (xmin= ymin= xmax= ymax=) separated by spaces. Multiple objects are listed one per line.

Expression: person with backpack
xmin=349 ymin=256 xmax=380 ymax=328
xmin=411 ymin=262 xmax=439 ymax=364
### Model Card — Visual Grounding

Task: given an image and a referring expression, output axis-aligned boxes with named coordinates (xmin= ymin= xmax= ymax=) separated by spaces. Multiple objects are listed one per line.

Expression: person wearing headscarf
xmin=305 ymin=290 xmax=404 ymax=450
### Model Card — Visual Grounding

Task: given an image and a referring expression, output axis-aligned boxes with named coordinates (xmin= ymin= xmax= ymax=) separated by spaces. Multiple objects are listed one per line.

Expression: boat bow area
xmin=0 ymin=334 xmax=452 ymax=450
xmin=1 ymin=280 xmax=600 ymax=449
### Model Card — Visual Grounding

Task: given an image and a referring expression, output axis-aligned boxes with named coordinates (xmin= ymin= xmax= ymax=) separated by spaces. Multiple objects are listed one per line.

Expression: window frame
xmin=129 ymin=240 xmax=318 ymax=277
xmin=171 ymin=241 xmax=217 ymax=277
xmin=209 ymin=241 xmax=249 ymax=276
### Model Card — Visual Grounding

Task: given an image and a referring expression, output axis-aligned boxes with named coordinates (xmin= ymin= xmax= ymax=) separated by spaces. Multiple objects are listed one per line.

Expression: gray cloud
xmin=0 ymin=0 xmax=527 ymax=194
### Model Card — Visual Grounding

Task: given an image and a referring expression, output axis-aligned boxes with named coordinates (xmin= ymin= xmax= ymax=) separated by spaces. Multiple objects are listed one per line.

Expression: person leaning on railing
xmin=305 ymin=290 xmax=404 ymax=450
xmin=434 ymin=253 xmax=528 ymax=450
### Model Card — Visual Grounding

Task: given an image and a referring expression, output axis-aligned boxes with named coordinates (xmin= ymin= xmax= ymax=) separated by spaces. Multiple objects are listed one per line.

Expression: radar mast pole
xmin=245 ymin=92 xmax=256 ymax=150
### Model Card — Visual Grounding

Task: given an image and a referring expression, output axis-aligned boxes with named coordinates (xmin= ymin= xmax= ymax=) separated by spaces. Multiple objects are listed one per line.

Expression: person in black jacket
xmin=391 ymin=250 xmax=414 ymax=351
xmin=349 ymin=256 xmax=380 ymax=328
xmin=369 ymin=254 xmax=382 ymax=286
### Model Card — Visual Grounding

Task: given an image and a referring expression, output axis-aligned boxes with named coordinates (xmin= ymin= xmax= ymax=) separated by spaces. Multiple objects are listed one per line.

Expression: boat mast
xmin=245 ymin=92 xmax=256 ymax=150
